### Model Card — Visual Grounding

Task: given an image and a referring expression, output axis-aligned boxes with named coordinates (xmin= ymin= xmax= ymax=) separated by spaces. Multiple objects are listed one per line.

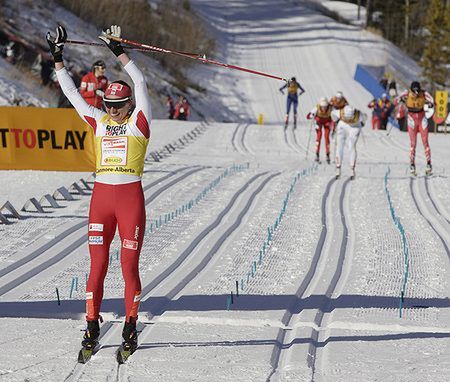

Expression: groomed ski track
xmin=1 ymin=0 xmax=450 ymax=381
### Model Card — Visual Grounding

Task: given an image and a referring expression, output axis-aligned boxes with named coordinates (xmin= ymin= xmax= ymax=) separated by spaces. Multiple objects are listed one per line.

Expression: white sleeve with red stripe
xmin=56 ymin=68 xmax=105 ymax=129
xmin=395 ymin=90 xmax=409 ymax=104
xmin=124 ymin=60 xmax=152 ymax=139
xmin=306 ymin=106 xmax=317 ymax=119
xmin=424 ymin=91 xmax=434 ymax=106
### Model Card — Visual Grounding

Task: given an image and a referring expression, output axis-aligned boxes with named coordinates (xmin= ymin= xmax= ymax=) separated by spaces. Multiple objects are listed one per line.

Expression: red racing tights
xmin=86 ymin=181 xmax=146 ymax=323
xmin=315 ymin=122 xmax=331 ymax=155
xmin=407 ymin=111 xmax=431 ymax=164
xmin=372 ymin=115 xmax=381 ymax=130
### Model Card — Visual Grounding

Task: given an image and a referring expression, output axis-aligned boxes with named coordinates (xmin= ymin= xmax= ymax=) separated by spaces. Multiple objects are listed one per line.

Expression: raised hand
xmin=99 ymin=25 xmax=125 ymax=57
xmin=46 ymin=25 xmax=67 ymax=62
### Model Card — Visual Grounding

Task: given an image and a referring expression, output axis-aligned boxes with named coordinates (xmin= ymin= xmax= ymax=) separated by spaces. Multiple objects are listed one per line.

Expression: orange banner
xmin=0 ymin=107 xmax=95 ymax=171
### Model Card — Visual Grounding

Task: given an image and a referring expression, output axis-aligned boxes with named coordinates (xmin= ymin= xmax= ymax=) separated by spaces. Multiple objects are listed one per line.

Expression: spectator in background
xmin=379 ymin=76 xmax=388 ymax=90
xmin=41 ymin=58 xmax=55 ymax=86
xmin=174 ymin=95 xmax=190 ymax=120
xmin=79 ymin=59 xmax=108 ymax=108
xmin=388 ymin=80 xmax=397 ymax=98
xmin=5 ymin=41 xmax=16 ymax=64
xmin=393 ymin=97 xmax=407 ymax=131
xmin=166 ymin=95 xmax=175 ymax=119
xmin=31 ymin=53 xmax=43 ymax=78
xmin=368 ymin=93 xmax=393 ymax=130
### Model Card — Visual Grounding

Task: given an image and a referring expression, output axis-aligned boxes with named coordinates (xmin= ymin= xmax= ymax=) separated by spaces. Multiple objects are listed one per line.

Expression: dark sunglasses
xmin=104 ymin=100 xmax=129 ymax=109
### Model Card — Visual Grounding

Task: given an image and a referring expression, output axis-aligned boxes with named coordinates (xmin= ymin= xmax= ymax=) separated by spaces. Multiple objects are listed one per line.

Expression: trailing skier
xmin=47 ymin=24 xmax=151 ymax=361
xmin=306 ymin=97 xmax=333 ymax=164
xmin=279 ymin=76 xmax=305 ymax=129
xmin=329 ymin=91 xmax=348 ymax=110
xmin=396 ymin=81 xmax=435 ymax=176
xmin=331 ymin=105 xmax=365 ymax=180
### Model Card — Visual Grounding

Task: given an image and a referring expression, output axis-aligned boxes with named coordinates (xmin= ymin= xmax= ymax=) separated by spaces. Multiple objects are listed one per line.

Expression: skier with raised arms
xmin=279 ymin=76 xmax=305 ymax=129
xmin=396 ymin=81 xmax=434 ymax=176
xmin=46 ymin=24 xmax=151 ymax=362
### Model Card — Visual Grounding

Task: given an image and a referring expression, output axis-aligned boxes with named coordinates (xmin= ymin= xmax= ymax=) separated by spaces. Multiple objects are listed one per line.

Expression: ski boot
xmin=425 ymin=162 xmax=433 ymax=176
xmin=293 ymin=115 xmax=297 ymax=130
xmin=81 ymin=320 xmax=100 ymax=349
xmin=78 ymin=320 xmax=100 ymax=363
xmin=409 ymin=163 xmax=417 ymax=176
xmin=326 ymin=153 xmax=330 ymax=164
xmin=117 ymin=320 xmax=138 ymax=364
xmin=335 ymin=167 xmax=341 ymax=180
xmin=350 ymin=167 xmax=356 ymax=180
xmin=284 ymin=115 xmax=288 ymax=130
xmin=315 ymin=153 xmax=320 ymax=163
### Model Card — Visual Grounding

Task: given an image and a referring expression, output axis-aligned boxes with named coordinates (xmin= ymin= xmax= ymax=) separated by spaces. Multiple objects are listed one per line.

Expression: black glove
xmin=46 ymin=25 xmax=67 ymax=62
xmin=99 ymin=25 xmax=125 ymax=57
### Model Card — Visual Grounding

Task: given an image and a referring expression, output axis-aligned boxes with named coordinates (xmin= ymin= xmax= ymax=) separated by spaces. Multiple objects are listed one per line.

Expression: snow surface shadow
xmin=137 ymin=331 xmax=450 ymax=351
xmin=0 ymin=294 xmax=449 ymax=319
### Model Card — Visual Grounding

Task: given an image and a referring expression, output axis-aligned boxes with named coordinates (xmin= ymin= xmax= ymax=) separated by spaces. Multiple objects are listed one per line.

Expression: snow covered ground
xmin=0 ymin=1 xmax=449 ymax=381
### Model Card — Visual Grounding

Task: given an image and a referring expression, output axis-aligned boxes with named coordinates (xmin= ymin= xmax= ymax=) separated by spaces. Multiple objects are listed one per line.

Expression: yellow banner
xmin=0 ymin=107 xmax=95 ymax=171
xmin=435 ymin=90 xmax=448 ymax=120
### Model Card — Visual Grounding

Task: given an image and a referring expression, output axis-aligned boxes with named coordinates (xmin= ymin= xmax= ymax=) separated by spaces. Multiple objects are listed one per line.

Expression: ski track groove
xmin=139 ymin=171 xmax=276 ymax=303
xmin=231 ymin=122 xmax=251 ymax=155
xmin=0 ymin=166 xmax=193 ymax=281
xmin=241 ymin=123 xmax=251 ymax=154
xmin=231 ymin=123 xmax=241 ymax=152
xmin=424 ymin=176 xmax=450 ymax=225
xmin=307 ymin=178 xmax=351 ymax=381
xmin=409 ymin=177 xmax=450 ymax=259
xmin=283 ymin=127 xmax=301 ymax=154
xmin=266 ymin=176 xmax=336 ymax=381
xmin=0 ymin=166 xmax=206 ymax=299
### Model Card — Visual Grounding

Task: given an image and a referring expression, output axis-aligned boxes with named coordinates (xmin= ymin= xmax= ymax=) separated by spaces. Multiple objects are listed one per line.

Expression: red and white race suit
xmin=396 ymin=90 xmax=434 ymax=164
xmin=57 ymin=61 xmax=151 ymax=322
xmin=307 ymin=105 xmax=333 ymax=156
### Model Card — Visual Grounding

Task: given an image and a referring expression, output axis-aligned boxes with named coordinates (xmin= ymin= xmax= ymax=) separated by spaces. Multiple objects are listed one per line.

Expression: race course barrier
xmin=0 ymin=107 xmax=95 ymax=171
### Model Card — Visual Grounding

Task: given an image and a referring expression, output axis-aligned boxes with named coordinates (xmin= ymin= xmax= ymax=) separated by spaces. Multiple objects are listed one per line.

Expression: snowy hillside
xmin=0 ymin=1 xmax=449 ymax=381
xmin=0 ymin=0 xmax=221 ymax=120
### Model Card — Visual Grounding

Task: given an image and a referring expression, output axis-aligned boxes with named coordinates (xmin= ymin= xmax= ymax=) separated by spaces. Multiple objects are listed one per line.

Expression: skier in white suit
xmin=332 ymin=105 xmax=365 ymax=180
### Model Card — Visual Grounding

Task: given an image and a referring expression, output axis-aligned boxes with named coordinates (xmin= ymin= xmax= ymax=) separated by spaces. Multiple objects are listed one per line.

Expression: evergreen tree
xmin=421 ymin=0 xmax=449 ymax=91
